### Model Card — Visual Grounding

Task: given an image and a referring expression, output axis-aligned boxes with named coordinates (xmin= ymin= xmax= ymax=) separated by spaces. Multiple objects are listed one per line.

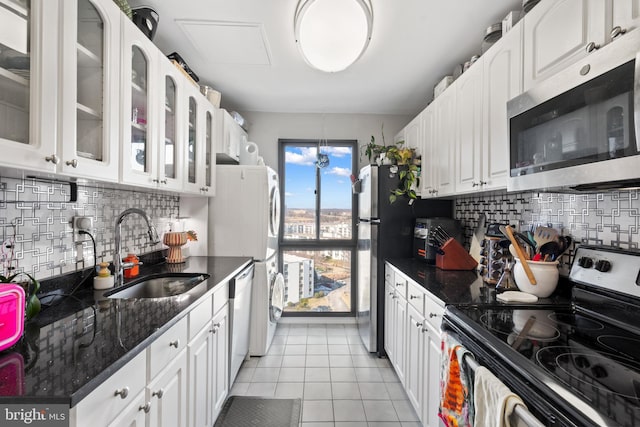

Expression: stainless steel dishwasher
xmin=229 ymin=263 xmax=254 ymax=385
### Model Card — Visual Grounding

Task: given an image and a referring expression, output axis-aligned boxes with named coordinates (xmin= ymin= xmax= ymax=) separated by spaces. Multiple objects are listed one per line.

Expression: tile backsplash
xmin=454 ymin=189 xmax=640 ymax=274
xmin=0 ymin=176 xmax=179 ymax=279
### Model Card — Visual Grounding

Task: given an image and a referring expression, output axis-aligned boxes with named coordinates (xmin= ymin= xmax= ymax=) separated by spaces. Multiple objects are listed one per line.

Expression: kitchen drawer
xmin=148 ymin=315 xmax=188 ymax=380
xmin=73 ymin=349 xmax=146 ymax=426
xmin=189 ymin=296 xmax=213 ymax=340
xmin=407 ymin=281 xmax=425 ymax=316
xmin=393 ymin=271 xmax=408 ymax=300
xmin=425 ymin=297 xmax=445 ymax=331
xmin=385 ymin=263 xmax=394 ymax=285
xmin=213 ymin=282 xmax=229 ymax=315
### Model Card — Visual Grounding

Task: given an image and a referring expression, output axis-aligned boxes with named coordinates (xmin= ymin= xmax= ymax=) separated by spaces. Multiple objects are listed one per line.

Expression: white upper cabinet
xmin=120 ymin=15 xmax=160 ymax=186
xmin=523 ymin=0 xmax=607 ymax=91
xmin=481 ymin=24 xmax=523 ymax=191
xmin=455 ymin=59 xmax=484 ymax=194
xmin=433 ymin=87 xmax=457 ymax=196
xmin=157 ymin=59 xmax=185 ymax=191
xmin=403 ymin=114 xmax=422 ymax=153
xmin=215 ymin=108 xmax=247 ymax=164
xmin=59 ymin=0 xmax=121 ymax=181
xmin=0 ymin=0 xmax=58 ymax=173
xmin=183 ymin=86 xmax=215 ymax=195
xmin=420 ymin=104 xmax=437 ymax=197
xmin=611 ymin=0 xmax=640 ymax=37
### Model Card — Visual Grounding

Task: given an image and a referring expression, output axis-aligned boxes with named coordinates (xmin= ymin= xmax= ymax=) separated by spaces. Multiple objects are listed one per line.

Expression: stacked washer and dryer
xmin=209 ymin=165 xmax=285 ymax=356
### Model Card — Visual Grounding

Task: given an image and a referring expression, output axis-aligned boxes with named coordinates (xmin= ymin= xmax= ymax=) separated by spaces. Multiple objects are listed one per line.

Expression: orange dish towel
xmin=439 ymin=332 xmax=474 ymax=427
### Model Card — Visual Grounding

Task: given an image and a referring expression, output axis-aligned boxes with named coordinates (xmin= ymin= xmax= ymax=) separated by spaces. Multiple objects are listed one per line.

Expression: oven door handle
xmin=463 ymin=354 xmax=546 ymax=427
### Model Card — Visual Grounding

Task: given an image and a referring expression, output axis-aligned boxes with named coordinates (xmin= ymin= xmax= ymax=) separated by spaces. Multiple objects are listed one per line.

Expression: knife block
xmin=436 ymin=238 xmax=479 ymax=271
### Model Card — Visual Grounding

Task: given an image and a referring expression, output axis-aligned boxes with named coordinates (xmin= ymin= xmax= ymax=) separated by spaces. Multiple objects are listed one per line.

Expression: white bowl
xmin=513 ymin=258 xmax=559 ymax=298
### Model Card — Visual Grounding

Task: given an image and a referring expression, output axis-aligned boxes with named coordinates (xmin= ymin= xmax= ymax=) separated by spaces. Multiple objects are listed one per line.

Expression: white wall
xmin=180 ymin=112 xmax=411 ymax=256
xmin=239 ymin=112 xmax=412 ymax=172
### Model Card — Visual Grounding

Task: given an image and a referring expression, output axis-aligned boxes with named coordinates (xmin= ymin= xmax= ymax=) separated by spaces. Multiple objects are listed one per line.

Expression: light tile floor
xmin=230 ymin=323 xmax=422 ymax=427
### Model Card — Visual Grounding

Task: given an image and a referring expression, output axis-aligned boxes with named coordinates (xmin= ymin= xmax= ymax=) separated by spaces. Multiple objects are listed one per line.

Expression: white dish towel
xmin=474 ymin=366 xmax=527 ymax=427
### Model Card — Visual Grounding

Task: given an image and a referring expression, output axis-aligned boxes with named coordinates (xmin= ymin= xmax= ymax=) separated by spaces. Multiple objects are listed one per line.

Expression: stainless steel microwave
xmin=507 ymin=30 xmax=640 ymax=192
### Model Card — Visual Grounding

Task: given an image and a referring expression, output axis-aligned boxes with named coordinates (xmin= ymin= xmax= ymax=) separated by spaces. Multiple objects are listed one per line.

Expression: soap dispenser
xmin=93 ymin=262 xmax=115 ymax=289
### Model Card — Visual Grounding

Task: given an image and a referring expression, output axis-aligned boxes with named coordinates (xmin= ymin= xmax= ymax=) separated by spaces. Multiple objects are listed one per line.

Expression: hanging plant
xmin=389 ymin=164 xmax=419 ymax=204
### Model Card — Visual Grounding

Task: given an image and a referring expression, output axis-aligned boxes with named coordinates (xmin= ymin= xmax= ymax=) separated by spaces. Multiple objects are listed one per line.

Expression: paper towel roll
xmin=239 ymin=141 xmax=259 ymax=165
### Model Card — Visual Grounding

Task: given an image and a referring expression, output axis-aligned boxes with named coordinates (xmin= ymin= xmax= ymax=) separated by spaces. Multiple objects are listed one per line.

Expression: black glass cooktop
xmin=453 ymin=305 xmax=640 ymax=426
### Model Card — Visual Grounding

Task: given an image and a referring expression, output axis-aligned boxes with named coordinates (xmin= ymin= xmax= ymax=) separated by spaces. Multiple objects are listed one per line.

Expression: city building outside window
xmin=279 ymin=139 xmax=357 ymax=315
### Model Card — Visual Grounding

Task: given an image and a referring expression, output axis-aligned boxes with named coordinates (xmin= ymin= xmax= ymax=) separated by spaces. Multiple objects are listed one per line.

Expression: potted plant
xmin=0 ymin=272 xmax=41 ymax=321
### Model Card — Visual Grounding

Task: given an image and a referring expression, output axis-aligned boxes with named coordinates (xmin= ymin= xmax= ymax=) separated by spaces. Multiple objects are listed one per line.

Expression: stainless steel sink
xmin=105 ymin=273 xmax=209 ymax=299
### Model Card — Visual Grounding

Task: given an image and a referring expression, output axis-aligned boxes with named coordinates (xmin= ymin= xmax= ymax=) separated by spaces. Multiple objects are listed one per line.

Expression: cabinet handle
xmin=396 ymin=282 xmax=404 ymax=287
xmin=429 ymin=312 xmax=438 ymax=318
xmin=160 ymin=179 xmax=167 ymax=184
xmin=169 ymin=339 xmax=180 ymax=348
xmin=45 ymin=154 xmax=60 ymax=164
xmin=391 ymin=295 xmax=398 ymax=299
xmin=114 ymin=387 xmax=129 ymax=399
xmin=480 ymin=180 xmax=487 ymax=185
xmin=139 ymin=402 xmax=151 ymax=413
xmin=585 ymin=41 xmax=600 ymax=53
xmin=611 ymin=26 xmax=627 ymax=39
xmin=152 ymin=389 xmax=164 ymax=399
xmin=66 ymin=159 xmax=78 ymax=168
xmin=388 ymin=291 xmax=394 ymax=296
xmin=472 ymin=181 xmax=479 ymax=187
xmin=209 ymin=327 xmax=216 ymax=333
xmin=409 ymin=295 xmax=421 ymax=300
xmin=415 ymin=321 xmax=423 ymax=328
xmin=152 ymin=179 xmax=159 ymax=183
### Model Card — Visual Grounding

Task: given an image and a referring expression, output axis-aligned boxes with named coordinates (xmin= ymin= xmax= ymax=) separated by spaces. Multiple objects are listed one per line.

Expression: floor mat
xmin=214 ymin=396 xmax=302 ymax=427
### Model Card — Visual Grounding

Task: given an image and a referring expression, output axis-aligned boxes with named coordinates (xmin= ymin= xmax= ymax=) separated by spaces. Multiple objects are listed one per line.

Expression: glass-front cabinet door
xmin=59 ymin=0 xmax=121 ymax=181
xmin=203 ymin=107 xmax=215 ymax=195
xmin=183 ymin=91 xmax=200 ymax=193
xmin=0 ymin=0 xmax=58 ymax=172
xmin=158 ymin=59 xmax=183 ymax=191
xmin=120 ymin=16 xmax=158 ymax=186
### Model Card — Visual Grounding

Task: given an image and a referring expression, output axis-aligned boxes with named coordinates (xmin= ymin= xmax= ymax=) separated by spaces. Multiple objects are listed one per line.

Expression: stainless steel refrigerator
xmin=356 ymin=164 xmax=452 ymax=355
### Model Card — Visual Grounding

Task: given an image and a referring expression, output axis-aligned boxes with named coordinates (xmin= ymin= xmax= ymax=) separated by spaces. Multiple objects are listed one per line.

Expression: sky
xmin=284 ymin=145 xmax=353 ymax=209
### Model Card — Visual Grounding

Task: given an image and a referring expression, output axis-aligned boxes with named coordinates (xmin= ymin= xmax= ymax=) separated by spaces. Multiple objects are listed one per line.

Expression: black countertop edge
xmin=0 ymin=256 xmax=253 ymax=407
xmin=385 ymin=258 xmax=572 ymax=307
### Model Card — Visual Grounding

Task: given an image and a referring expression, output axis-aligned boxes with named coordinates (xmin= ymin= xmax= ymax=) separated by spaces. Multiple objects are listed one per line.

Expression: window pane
xmin=283 ymin=145 xmax=317 ymax=239
xmin=282 ymin=250 xmax=352 ymax=313
xmin=320 ymin=146 xmax=353 ymax=240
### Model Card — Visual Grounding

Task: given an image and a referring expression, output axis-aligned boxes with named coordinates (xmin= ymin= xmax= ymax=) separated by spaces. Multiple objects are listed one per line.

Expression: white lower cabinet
xmin=107 ymin=390 xmax=147 ymax=427
xmin=212 ymin=306 xmax=229 ymax=416
xmin=147 ymin=349 xmax=188 ymax=427
xmin=422 ymin=321 xmax=442 ymax=427
xmin=71 ymin=281 xmax=233 ymax=427
xmin=384 ymin=263 xmax=444 ymax=427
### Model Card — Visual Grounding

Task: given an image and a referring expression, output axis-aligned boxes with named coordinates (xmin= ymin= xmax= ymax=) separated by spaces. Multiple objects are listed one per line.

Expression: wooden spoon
xmin=503 ymin=225 xmax=537 ymax=285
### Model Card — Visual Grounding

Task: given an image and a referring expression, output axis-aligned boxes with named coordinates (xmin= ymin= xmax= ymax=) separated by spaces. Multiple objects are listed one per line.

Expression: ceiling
xmin=127 ymin=0 xmax=523 ymax=116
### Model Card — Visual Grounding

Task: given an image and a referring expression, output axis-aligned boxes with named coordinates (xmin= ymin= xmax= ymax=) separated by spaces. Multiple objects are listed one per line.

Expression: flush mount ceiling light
xmin=294 ymin=0 xmax=373 ymax=72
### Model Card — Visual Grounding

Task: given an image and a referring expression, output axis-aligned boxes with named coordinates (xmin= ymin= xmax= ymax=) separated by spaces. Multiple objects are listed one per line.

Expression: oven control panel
xmin=570 ymin=246 xmax=640 ymax=298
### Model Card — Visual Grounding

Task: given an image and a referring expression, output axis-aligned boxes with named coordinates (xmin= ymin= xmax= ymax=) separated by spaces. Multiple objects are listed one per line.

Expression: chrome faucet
xmin=114 ymin=208 xmax=160 ymax=286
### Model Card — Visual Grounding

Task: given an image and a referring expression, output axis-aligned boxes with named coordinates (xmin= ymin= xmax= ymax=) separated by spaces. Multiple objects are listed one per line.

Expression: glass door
xmin=204 ymin=108 xmax=214 ymax=194
xmin=60 ymin=0 xmax=120 ymax=181
xmin=130 ymin=45 xmax=148 ymax=173
xmin=120 ymin=15 xmax=158 ymax=186
xmin=0 ymin=0 xmax=30 ymax=145
xmin=158 ymin=70 xmax=182 ymax=190
xmin=0 ymin=0 xmax=57 ymax=172
xmin=187 ymin=96 xmax=197 ymax=186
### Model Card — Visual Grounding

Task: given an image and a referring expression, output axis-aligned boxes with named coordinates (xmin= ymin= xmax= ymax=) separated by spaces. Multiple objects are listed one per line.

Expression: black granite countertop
xmin=0 ymin=256 xmax=252 ymax=406
xmin=385 ymin=258 xmax=571 ymax=307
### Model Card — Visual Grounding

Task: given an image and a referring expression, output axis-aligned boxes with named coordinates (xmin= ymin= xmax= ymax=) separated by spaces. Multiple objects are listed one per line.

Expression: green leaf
xmin=389 ymin=194 xmax=397 ymax=204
